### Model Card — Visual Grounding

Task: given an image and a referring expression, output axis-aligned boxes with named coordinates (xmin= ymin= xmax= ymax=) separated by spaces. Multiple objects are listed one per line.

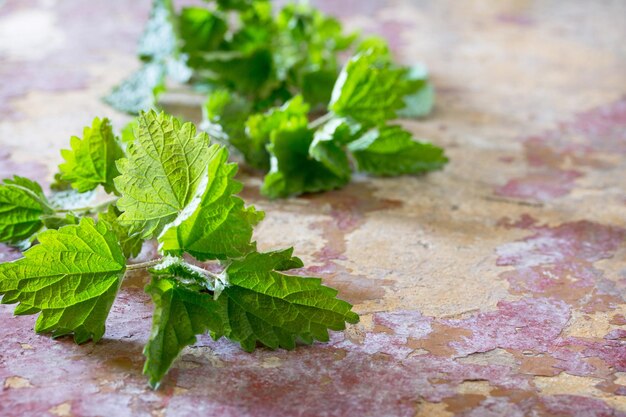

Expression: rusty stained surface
xmin=1 ymin=0 xmax=626 ymax=416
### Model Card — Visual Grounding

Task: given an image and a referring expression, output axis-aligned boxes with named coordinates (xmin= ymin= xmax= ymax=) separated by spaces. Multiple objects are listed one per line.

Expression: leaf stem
xmin=308 ymin=112 xmax=333 ymax=130
xmin=55 ymin=198 xmax=118 ymax=214
xmin=126 ymin=258 xmax=163 ymax=271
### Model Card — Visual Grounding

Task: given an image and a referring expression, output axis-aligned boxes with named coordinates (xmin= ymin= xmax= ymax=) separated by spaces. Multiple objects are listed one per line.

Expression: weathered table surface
xmin=1 ymin=0 xmax=626 ymax=416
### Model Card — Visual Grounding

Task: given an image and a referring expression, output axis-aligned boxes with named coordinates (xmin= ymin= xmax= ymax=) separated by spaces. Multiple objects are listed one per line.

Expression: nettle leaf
xmin=244 ymin=95 xmax=310 ymax=171
xmin=397 ymin=64 xmax=434 ymax=118
xmin=217 ymin=249 xmax=359 ymax=351
xmin=59 ymin=117 xmax=125 ymax=194
xmin=138 ymin=0 xmax=178 ymax=61
xmin=308 ymin=117 xmax=362 ymax=181
xmin=0 ymin=218 xmax=126 ymax=343
xmin=202 ymin=89 xmax=252 ymax=151
xmin=348 ymin=125 xmax=448 ymax=176
xmin=115 ymin=111 xmax=213 ymax=239
xmin=0 ymin=176 xmax=52 ymax=246
xmin=159 ymin=146 xmax=263 ymax=260
xmin=103 ymin=62 xmax=166 ymax=115
xmin=329 ymin=50 xmax=422 ymax=126
xmin=150 ymin=256 xmax=227 ymax=294
xmin=179 ymin=7 xmax=227 ymax=58
xmin=263 ymin=126 xmax=349 ymax=199
xmin=99 ymin=205 xmax=144 ymax=259
xmin=105 ymin=0 xmax=190 ymax=115
xmin=143 ymin=277 xmax=225 ymax=388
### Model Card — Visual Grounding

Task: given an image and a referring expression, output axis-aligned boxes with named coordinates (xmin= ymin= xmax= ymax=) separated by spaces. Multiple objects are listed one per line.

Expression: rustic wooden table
xmin=1 ymin=0 xmax=626 ymax=416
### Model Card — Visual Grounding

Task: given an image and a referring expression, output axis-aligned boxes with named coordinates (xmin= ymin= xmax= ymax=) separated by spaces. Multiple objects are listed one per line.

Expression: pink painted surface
xmin=1 ymin=0 xmax=626 ymax=416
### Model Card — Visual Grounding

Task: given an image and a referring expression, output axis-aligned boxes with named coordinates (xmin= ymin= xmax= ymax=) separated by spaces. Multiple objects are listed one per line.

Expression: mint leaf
xmin=262 ymin=126 xmax=349 ymax=198
xmin=143 ymin=276 xmax=225 ymax=388
xmin=0 ymin=176 xmax=52 ymax=246
xmin=217 ymin=249 xmax=359 ymax=351
xmin=99 ymin=205 xmax=144 ymax=259
xmin=0 ymin=218 xmax=126 ymax=343
xmin=329 ymin=50 xmax=421 ymax=125
xmin=58 ymin=117 xmax=125 ymax=194
xmin=159 ymin=146 xmax=264 ymax=261
xmin=115 ymin=111 xmax=213 ymax=238
xmin=348 ymin=125 xmax=448 ymax=175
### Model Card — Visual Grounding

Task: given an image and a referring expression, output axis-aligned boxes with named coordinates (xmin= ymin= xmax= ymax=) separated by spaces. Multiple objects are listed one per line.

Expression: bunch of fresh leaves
xmin=106 ymin=0 xmax=447 ymax=198
xmin=106 ymin=0 xmax=356 ymax=114
xmin=0 ymin=111 xmax=358 ymax=388
xmin=206 ymin=46 xmax=447 ymax=198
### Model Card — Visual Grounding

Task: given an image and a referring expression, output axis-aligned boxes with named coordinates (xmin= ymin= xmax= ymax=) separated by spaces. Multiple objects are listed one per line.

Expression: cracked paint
xmin=1 ymin=0 xmax=626 ymax=416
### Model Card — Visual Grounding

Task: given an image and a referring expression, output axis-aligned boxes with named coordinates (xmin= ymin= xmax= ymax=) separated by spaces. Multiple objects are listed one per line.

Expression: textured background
xmin=1 ymin=0 xmax=626 ymax=416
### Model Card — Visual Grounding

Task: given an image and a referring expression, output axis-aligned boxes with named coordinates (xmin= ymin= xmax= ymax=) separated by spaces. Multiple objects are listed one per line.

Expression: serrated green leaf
xmin=348 ymin=125 xmax=448 ymax=176
xmin=180 ymin=7 xmax=227 ymax=59
xmin=104 ymin=62 xmax=166 ymax=115
xmin=41 ymin=212 xmax=80 ymax=230
xmin=201 ymin=89 xmax=252 ymax=150
xmin=99 ymin=205 xmax=144 ymax=259
xmin=138 ymin=0 xmax=178 ymax=61
xmin=308 ymin=118 xmax=355 ymax=181
xmin=214 ymin=0 xmax=266 ymax=11
xmin=262 ymin=125 xmax=349 ymax=199
xmin=0 ymin=217 xmax=126 ymax=343
xmin=58 ymin=117 xmax=125 ymax=195
xmin=106 ymin=0 xmax=190 ymax=115
xmin=143 ymin=276 xmax=225 ymax=388
xmin=149 ymin=256 xmax=227 ymax=294
xmin=397 ymin=64 xmax=434 ymax=118
xmin=0 ymin=176 xmax=52 ymax=246
xmin=120 ymin=118 xmax=139 ymax=145
xmin=329 ymin=50 xmax=422 ymax=126
xmin=217 ymin=249 xmax=359 ymax=351
xmin=115 ymin=111 xmax=213 ymax=239
xmin=159 ymin=146 xmax=264 ymax=261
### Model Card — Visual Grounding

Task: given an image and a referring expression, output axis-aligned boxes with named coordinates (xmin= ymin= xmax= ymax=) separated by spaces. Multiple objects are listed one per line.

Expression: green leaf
xmin=149 ymin=256 xmax=227 ymax=294
xmin=0 ymin=176 xmax=52 ymax=246
xmin=103 ymin=62 xmax=166 ymax=115
xmin=114 ymin=111 xmax=214 ymax=239
xmin=244 ymin=95 xmax=309 ymax=171
xmin=329 ymin=50 xmax=422 ymax=126
xmin=348 ymin=125 xmax=448 ymax=176
xmin=41 ymin=212 xmax=80 ymax=230
xmin=159 ymin=146 xmax=264 ymax=261
xmin=217 ymin=249 xmax=359 ymax=351
xmin=138 ymin=0 xmax=178 ymax=61
xmin=262 ymin=120 xmax=350 ymax=198
xmin=105 ymin=0 xmax=190 ymax=115
xmin=215 ymin=0 xmax=266 ymax=11
xmin=0 ymin=217 xmax=126 ymax=343
xmin=201 ymin=89 xmax=252 ymax=150
xmin=120 ymin=118 xmax=139 ymax=145
xmin=58 ymin=117 xmax=125 ymax=194
xmin=99 ymin=205 xmax=144 ymax=259
xmin=397 ymin=64 xmax=434 ymax=118
xmin=143 ymin=276 xmax=225 ymax=388
xmin=179 ymin=7 xmax=227 ymax=58
xmin=308 ymin=118 xmax=356 ymax=181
